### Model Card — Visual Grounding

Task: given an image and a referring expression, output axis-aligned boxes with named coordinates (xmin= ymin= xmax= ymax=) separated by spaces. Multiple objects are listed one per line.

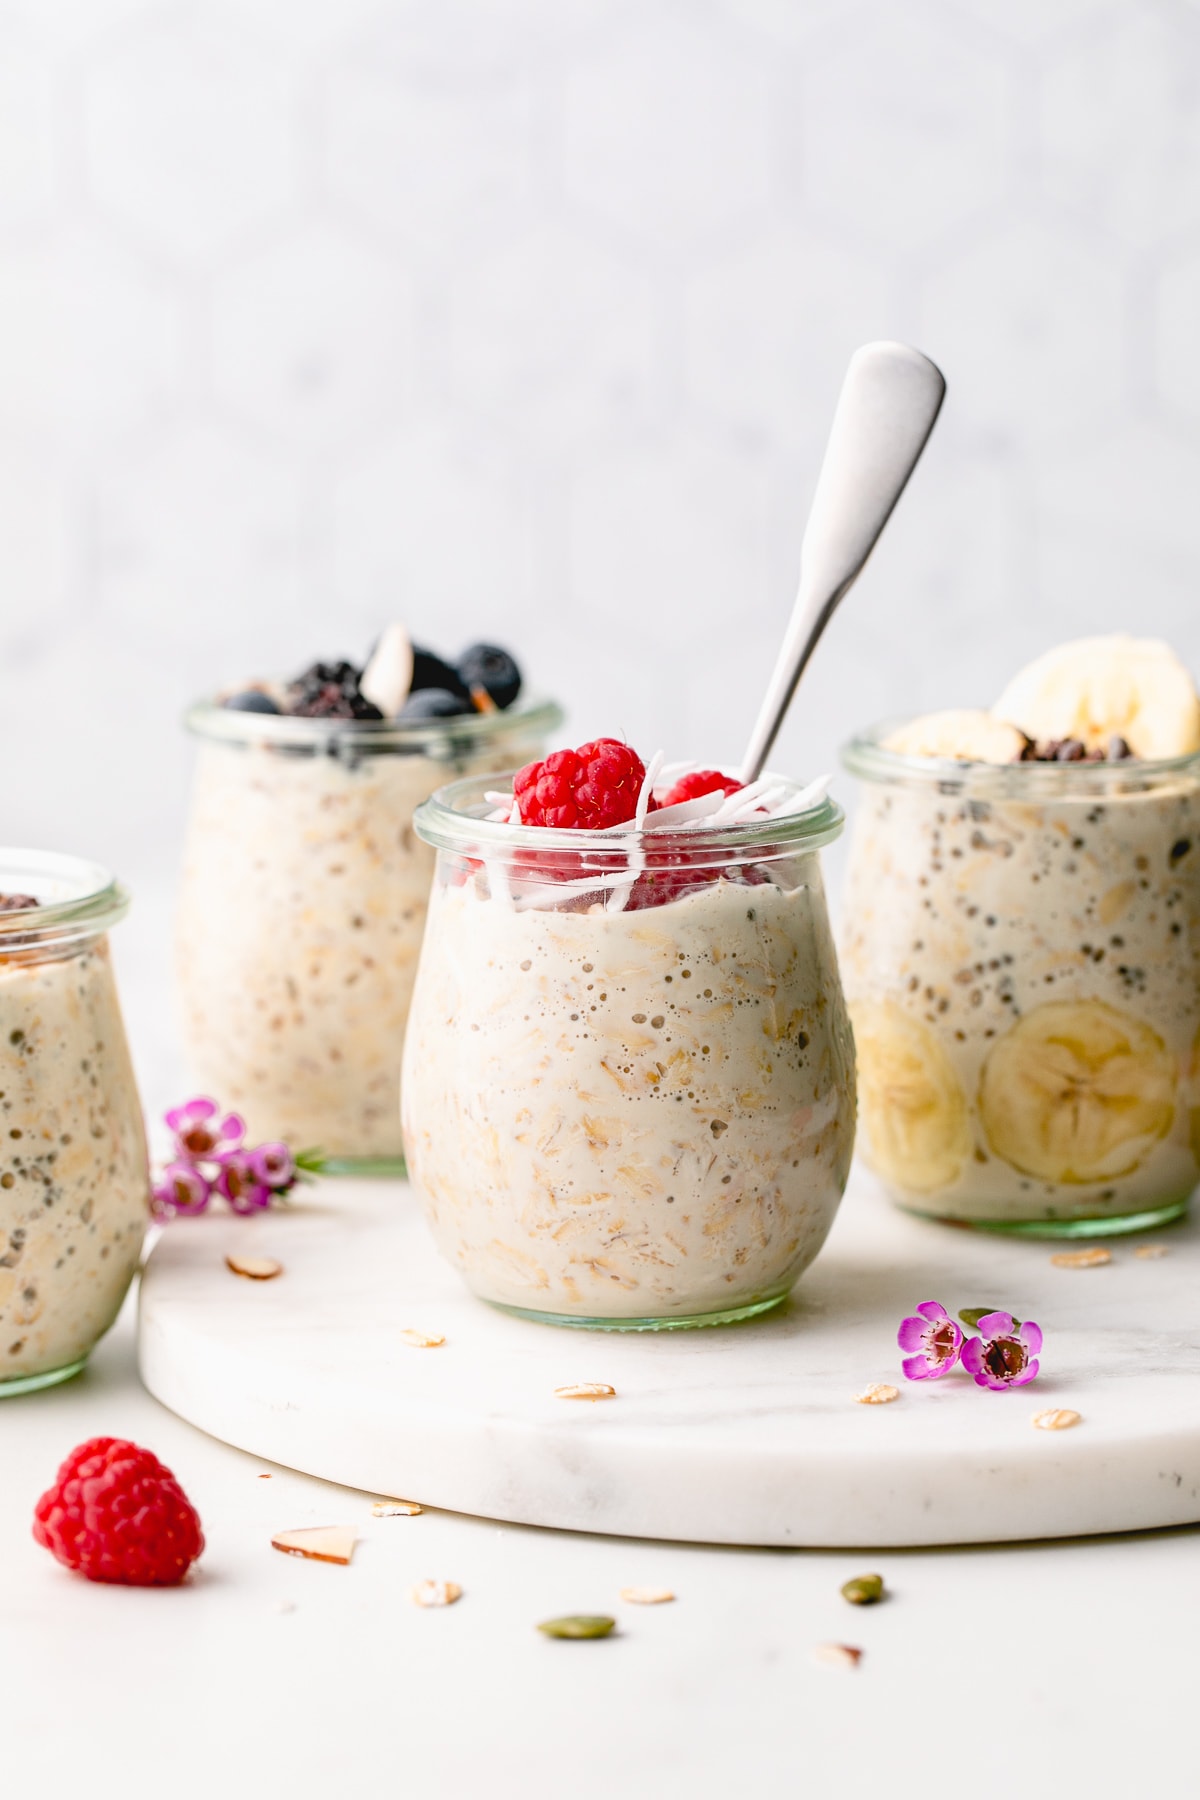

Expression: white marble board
xmin=137 ymin=1170 xmax=1200 ymax=1547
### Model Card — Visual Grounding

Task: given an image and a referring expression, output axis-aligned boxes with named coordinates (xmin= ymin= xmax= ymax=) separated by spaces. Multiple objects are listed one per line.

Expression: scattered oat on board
xmin=226 ymin=1254 xmax=283 ymax=1280
xmin=620 ymin=1586 xmax=674 ymax=1605
xmin=372 ymin=1499 xmax=423 ymax=1517
xmin=814 ymin=1643 xmax=863 ymax=1669
xmin=400 ymin=1329 xmax=445 ymax=1348
xmin=854 ymin=1384 xmax=899 ymax=1405
xmin=412 ymin=1580 xmax=462 ymax=1608
xmin=555 ymin=1382 xmax=616 ymax=1400
xmin=1134 ymin=1244 xmax=1169 ymax=1260
xmin=1032 ymin=1408 xmax=1081 ymax=1431
xmin=1050 ymin=1247 xmax=1111 ymax=1269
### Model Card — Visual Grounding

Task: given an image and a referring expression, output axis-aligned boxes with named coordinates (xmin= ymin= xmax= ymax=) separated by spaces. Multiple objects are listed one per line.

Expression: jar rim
xmin=842 ymin=718 xmax=1200 ymax=795
xmin=414 ymin=770 xmax=844 ymax=855
xmin=0 ymin=848 xmax=129 ymax=946
xmin=185 ymin=693 xmax=565 ymax=757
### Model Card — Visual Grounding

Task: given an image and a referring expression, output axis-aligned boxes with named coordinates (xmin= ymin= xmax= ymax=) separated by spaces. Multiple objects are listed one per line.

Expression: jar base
xmin=318 ymin=1154 xmax=407 ymax=1179
xmin=898 ymin=1196 xmax=1191 ymax=1239
xmin=485 ymin=1288 xmax=791 ymax=1332
xmin=0 ymin=1354 xmax=89 ymax=1398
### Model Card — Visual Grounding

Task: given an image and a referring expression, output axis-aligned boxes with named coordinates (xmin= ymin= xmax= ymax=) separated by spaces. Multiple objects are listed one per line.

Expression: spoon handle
xmin=740 ymin=341 xmax=946 ymax=784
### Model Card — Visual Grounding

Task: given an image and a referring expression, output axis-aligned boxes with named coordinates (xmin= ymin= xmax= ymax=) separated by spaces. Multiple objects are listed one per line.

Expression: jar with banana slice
xmin=841 ymin=635 xmax=1200 ymax=1234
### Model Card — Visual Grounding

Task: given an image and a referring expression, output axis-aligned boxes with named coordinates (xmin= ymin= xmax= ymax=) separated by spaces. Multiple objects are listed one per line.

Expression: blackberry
xmin=285 ymin=660 xmax=383 ymax=721
xmin=457 ymin=643 xmax=522 ymax=710
xmin=399 ymin=687 xmax=473 ymax=720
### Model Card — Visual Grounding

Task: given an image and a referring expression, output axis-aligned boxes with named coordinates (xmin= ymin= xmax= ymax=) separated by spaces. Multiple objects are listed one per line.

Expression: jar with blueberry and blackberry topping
xmin=176 ymin=627 xmax=562 ymax=1173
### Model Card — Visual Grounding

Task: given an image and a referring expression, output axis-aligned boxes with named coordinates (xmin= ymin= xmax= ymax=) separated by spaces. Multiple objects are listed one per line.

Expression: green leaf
xmin=958 ymin=1307 xmax=1020 ymax=1331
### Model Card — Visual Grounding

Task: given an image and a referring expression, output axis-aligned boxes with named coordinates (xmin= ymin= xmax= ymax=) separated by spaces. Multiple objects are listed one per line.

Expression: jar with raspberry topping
xmin=401 ymin=772 xmax=855 ymax=1328
xmin=0 ymin=852 xmax=149 ymax=1395
xmin=176 ymin=697 xmax=562 ymax=1173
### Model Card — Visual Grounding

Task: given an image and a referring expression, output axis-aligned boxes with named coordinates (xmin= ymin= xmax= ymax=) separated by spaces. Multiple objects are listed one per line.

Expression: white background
xmin=2 ymin=0 xmax=1200 ymax=1102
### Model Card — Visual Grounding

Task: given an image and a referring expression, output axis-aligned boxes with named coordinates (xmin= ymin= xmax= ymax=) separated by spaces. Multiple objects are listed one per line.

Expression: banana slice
xmin=850 ymin=1001 xmax=972 ymax=1193
xmin=883 ymin=710 xmax=1027 ymax=763
xmin=360 ymin=622 xmax=414 ymax=717
xmin=993 ymin=636 xmax=1200 ymax=760
xmin=979 ymin=999 xmax=1176 ymax=1185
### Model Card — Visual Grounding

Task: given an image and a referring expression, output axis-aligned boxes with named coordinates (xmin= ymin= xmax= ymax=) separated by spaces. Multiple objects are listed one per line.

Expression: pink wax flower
xmin=152 ymin=1161 xmax=212 ymax=1220
xmin=961 ymin=1312 xmax=1042 ymax=1391
xmin=897 ymin=1300 xmax=964 ymax=1381
xmin=166 ymin=1096 xmax=245 ymax=1162
xmin=248 ymin=1142 xmax=296 ymax=1190
xmin=214 ymin=1152 xmax=274 ymax=1216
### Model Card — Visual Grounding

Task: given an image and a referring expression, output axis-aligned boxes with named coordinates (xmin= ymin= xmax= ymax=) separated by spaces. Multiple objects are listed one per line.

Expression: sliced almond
xmin=1032 ymin=1408 xmax=1082 ymax=1431
xmin=411 ymin=1579 xmax=462 ymax=1608
xmin=814 ymin=1642 xmax=862 ymax=1669
xmin=555 ymin=1382 xmax=616 ymax=1400
xmin=1050 ymin=1247 xmax=1112 ymax=1269
xmin=400 ymin=1329 xmax=446 ymax=1348
xmin=271 ymin=1526 xmax=356 ymax=1566
xmin=1134 ymin=1243 xmax=1169 ymax=1260
xmin=620 ymin=1586 xmax=674 ymax=1605
xmin=371 ymin=1499 xmax=423 ymax=1517
xmin=226 ymin=1254 xmax=283 ymax=1280
xmin=854 ymin=1383 xmax=899 ymax=1405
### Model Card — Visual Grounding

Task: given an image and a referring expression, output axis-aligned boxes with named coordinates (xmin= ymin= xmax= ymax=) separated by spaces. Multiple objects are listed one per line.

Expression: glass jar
xmin=176 ymin=698 xmax=563 ymax=1173
xmin=841 ymin=725 xmax=1200 ymax=1235
xmin=401 ymin=774 xmax=855 ymax=1329
xmin=0 ymin=851 xmax=149 ymax=1396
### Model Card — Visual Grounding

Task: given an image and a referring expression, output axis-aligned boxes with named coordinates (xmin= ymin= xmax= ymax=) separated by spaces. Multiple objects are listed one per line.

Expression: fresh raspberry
xmin=660 ymin=769 xmax=743 ymax=808
xmin=33 ymin=1437 xmax=204 ymax=1587
xmin=514 ymin=738 xmax=647 ymax=830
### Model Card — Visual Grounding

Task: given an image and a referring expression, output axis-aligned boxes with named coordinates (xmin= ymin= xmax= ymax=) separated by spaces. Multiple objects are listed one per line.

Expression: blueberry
xmin=409 ymin=647 xmax=470 ymax=700
xmin=457 ymin=643 xmax=522 ymax=710
xmin=223 ymin=689 xmax=281 ymax=714
xmin=399 ymin=687 xmax=474 ymax=720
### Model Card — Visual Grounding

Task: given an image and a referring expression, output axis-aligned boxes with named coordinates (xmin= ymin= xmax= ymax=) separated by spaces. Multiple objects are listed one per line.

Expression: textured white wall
xmin=2 ymin=0 xmax=1199 ymax=1103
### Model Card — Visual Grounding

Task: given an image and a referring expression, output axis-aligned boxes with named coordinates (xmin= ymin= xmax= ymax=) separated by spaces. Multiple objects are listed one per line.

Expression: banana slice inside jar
xmin=850 ymin=1001 xmax=972 ymax=1194
xmin=979 ymin=998 xmax=1176 ymax=1185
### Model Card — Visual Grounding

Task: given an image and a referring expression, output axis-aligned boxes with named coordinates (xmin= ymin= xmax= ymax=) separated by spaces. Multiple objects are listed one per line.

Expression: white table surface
xmin=4 ymin=1277 xmax=1198 ymax=1800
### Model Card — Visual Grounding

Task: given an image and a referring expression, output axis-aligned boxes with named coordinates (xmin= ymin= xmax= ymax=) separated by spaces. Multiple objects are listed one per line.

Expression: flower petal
xmin=1020 ymin=1321 xmax=1043 ymax=1357
xmin=898 ymin=1317 xmax=928 ymax=1351
xmin=1012 ymin=1359 xmax=1039 ymax=1386
xmin=901 ymin=1353 xmax=931 ymax=1380
xmin=916 ymin=1300 xmax=948 ymax=1322
xmin=960 ymin=1338 xmax=984 ymax=1374
xmin=977 ymin=1311 xmax=1013 ymax=1336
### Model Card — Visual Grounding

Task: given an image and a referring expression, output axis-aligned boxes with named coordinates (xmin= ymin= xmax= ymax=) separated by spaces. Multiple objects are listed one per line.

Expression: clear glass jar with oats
xmin=401 ymin=772 xmax=855 ymax=1328
xmin=841 ymin=729 xmax=1200 ymax=1235
xmin=176 ymin=698 xmax=562 ymax=1173
xmin=0 ymin=852 xmax=149 ymax=1396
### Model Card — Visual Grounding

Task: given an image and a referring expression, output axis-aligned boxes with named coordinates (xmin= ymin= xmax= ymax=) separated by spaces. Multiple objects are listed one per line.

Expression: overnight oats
xmin=402 ymin=740 xmax=855 ymax=1328
xmin=176 ymin=626 xmax=561 ymax=1170
xmin=0 ymin=852 xmax=149 ymax=1395
xmin=842 ymin=635 xmax=1200 ymax=1235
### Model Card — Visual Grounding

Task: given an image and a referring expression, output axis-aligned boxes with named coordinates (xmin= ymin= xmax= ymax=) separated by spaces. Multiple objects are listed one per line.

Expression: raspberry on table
xmin=33 ymin=1437 xmax=204 ymax=1587
xmin=514 ymin=738 xmax=647 ymax=830
xmin=660 ymin=769 xmax=743 ymax=808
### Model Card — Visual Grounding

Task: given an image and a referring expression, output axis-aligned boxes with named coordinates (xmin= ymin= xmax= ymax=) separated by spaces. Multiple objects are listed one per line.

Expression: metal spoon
xmin=740 ymin=341 xmax=946 ymax=784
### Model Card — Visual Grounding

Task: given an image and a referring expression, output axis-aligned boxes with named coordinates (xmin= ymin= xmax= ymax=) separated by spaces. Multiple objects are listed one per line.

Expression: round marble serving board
xmin=137 ymin=1171 xmax=1200 ymax=1548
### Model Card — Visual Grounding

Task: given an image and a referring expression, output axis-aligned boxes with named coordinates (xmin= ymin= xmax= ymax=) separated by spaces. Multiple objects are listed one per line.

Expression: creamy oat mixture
xmin=842 ymin=775 xmax=1200 ymax=1223
xmin=0 ymin=939 xmax=149 ymax=1383
xmin=402 ymin=867 xmax=856 ymax=1321
xmin=177 ymin=740 xmax=522 ymax=1159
